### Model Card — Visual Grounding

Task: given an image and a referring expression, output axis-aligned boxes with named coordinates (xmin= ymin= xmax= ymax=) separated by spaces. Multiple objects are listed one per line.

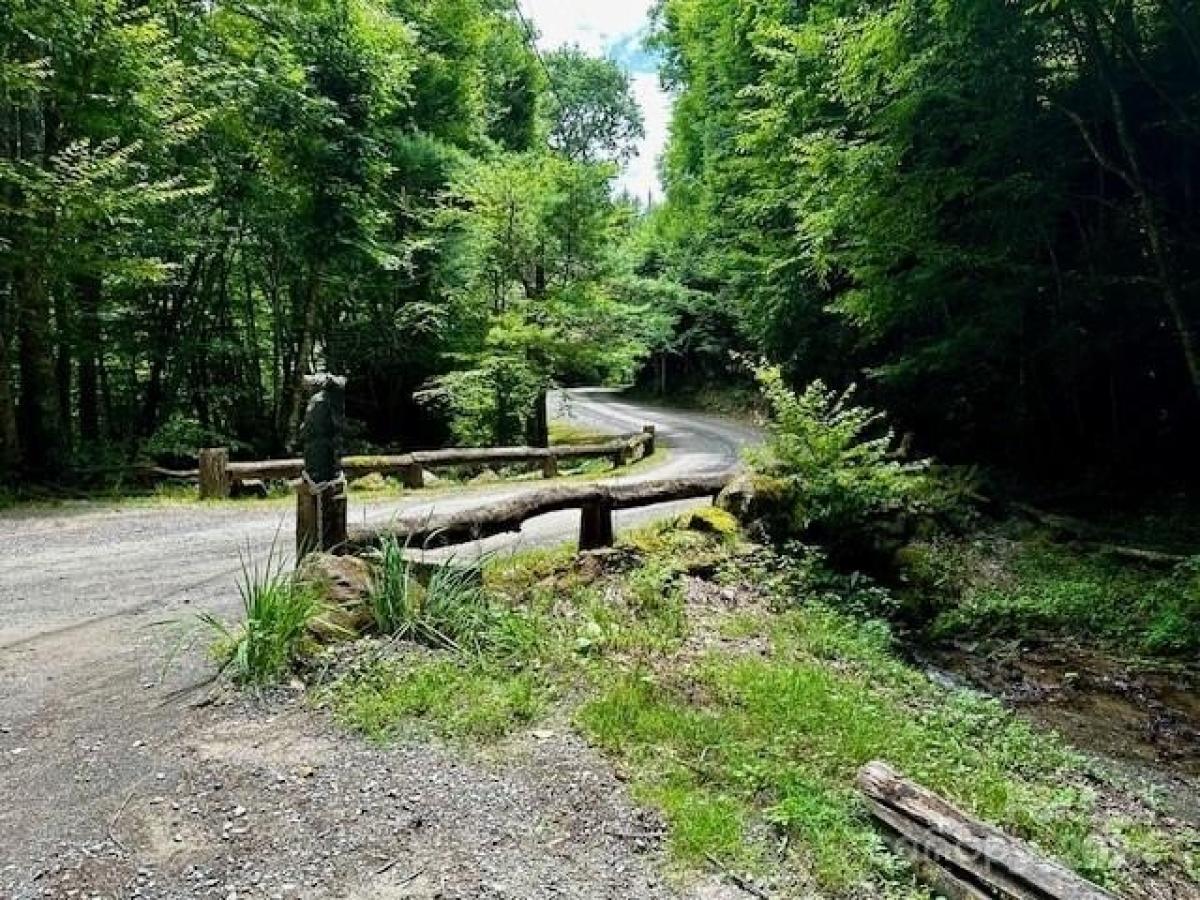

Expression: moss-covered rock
xmin=681 ymin=506 xmax=740 ymax=537
xmin=296 ymin=553 xmax=374 ymax=641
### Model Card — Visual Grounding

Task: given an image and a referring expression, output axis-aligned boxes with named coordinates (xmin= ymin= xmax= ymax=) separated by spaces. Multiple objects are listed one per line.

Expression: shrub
xmin=746 ymin=366 xmax=929 ymax=540
xmin=201 ymin=547 xmax=320 ymax=685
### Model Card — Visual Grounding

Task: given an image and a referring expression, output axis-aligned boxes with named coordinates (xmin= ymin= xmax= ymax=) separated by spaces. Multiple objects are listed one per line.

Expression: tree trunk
xmin=527 ymin=388 xmax=549 ymax=448
xmin=77 ymin=275 xmax=102 ymax=442
xmin=282 ymin=272 xmax=322 ymax=447
xmin=16 ymin=264 xmax=65 ymax=474
xmin=0 ymin=327 xmax=21 ymax=473
xmin=54 ymin=286 xmax=72 ymax=446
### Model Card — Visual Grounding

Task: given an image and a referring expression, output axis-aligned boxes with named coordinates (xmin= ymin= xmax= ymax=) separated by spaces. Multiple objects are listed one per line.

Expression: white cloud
xmin=520 ymin=0 xmax=656 ymax=54
xmin=519 ymin=0 xmax=670 ymax=201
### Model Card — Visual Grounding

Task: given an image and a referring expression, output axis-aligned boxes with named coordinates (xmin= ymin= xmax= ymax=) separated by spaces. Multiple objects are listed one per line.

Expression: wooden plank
xmin=857 ymin=763 xmax=1117 ymax=900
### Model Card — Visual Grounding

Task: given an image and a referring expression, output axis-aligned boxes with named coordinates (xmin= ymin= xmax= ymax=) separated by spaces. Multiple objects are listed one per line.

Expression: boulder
xmin=350 ymin=472 xmax=389 ymax=493
xmin=716 ymin=473 xmax=792 ymax=537
xmin=231 ymin=478 xmax=269 ymax=499
xmin=296 ymin=553 xmax=374 ymax=641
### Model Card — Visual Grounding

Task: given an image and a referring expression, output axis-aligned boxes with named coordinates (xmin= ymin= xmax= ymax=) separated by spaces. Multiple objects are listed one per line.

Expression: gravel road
xmin=0 ymin=391 xmax=759 ymax=899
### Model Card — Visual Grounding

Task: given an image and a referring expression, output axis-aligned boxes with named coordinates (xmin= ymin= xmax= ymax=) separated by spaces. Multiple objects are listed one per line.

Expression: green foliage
xmin=578 ymin=609 xmax=1111 ymax=891
xmin=200 ymin=546 xmax=320 ymax=686
xmin=914 ymin=538 xmax=1200 ymax=655
xmin=644 ymin=0 xmax=1200 ymax=479
xmin=747 ymin=365 xmax=929 ymax=537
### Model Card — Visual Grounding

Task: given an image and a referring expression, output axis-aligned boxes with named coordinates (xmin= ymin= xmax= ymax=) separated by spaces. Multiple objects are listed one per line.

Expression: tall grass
xmin=200 ymin=543 xmax=320 ymax=685
xmin=367 ymin=537 xmax=493 ymax=653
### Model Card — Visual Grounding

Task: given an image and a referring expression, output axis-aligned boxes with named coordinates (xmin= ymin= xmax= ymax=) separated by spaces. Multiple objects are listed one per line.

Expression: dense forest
xmin=5 ymin=0 xmax=1200 ymax=489
xmin=0 ymin=0 xmax=662 ymax=477
xmin=641 ymin=0 xmax=1200 ymax=483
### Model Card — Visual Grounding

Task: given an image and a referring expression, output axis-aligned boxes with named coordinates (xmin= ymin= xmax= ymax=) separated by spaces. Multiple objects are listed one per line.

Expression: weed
xmin=200 ymin=544 xmax=321 ymax=685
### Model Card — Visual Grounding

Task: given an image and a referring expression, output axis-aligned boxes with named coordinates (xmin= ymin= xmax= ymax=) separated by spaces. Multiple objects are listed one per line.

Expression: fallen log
xmin=857 ymin=762 xmax=1117 ymax=900
xmin=344 ymin=474 xmax=731 ymax=552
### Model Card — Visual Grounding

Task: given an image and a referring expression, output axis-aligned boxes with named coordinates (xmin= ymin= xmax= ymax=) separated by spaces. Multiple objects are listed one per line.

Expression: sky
xmin=519 ymin=0 xmax=668 ymax=201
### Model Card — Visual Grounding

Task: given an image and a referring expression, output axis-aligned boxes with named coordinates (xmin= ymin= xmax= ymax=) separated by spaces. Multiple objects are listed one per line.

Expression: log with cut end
xmin=344 ymin=474 xmax=731 ymax=552
xmin=856 ymin=762 xmax=1118 ymax=900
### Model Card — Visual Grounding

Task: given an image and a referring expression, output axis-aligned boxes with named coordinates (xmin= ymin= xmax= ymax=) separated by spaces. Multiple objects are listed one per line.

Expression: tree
xmin=543 ymin=47 xmax=645 ymax=165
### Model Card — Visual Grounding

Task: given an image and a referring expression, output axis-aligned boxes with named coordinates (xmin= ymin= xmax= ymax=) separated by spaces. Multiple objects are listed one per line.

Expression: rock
xmin=295 ymin=553 xmax=374 ymax=641
xmin=679 ymin=506 xmax=739 ymax=537
xmin=470 ymin=467 xmax=500 ymax=484
xmin=716 ymin=473 xmax=791 ymax=537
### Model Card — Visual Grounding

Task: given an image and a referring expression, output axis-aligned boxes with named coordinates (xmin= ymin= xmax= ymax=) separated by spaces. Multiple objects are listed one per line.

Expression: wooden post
xmin=296 ymin=374 xmax=348 ymax=560
xmin=198 ymin=448 xmax=230 ymax=500
xmin=579 ymin=499 xmax=614 ymax=550
xmin=402 ymin=463 xmax=424 ymax=490
xmin=542 ymin=454 xmax=559 ymax=479
xmin=296 ymin=478 xmax=347 ymax=558
xmin=642 ymin=424 xmax=657 ymax=457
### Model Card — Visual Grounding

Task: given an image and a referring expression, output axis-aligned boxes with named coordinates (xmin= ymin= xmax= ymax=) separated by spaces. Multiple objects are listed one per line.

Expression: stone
xmin=295 ymin=553 xmax=374 ymax=641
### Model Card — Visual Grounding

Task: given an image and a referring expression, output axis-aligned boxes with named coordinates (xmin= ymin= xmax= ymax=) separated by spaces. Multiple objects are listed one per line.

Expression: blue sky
xmin=520 ymin=0 xmax=667 ymax=200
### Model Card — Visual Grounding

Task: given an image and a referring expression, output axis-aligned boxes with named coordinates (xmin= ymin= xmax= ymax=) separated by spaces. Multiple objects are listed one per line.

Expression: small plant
xmin=367 ymin=536 xmax=417 ymax=636
xmin=747 ymin=365 xmax=929 ymax=538
xmin=366 ymin=538 xmax=494 ymax=653
xmin=200 ymin=543 xmax=320 ymax=685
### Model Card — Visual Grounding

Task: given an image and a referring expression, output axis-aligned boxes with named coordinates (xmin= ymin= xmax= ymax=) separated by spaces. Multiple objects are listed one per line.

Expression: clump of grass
xmin=366 ymin=537 xmax=495 ymax=652
xmin=200 ymin=545 xmax=320 ymax=685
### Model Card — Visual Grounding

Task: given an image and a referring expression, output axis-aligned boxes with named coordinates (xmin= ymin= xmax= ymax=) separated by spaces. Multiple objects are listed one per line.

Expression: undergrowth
xmin=903 ymin=536 xmax=1200 ymax=655
xmin=317 ymin=518 xmax=1198 ymax=896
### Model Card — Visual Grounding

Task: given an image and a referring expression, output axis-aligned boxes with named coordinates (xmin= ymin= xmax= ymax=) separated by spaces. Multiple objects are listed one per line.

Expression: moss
xmin=681 ymin=506 xmax=740 ymax=537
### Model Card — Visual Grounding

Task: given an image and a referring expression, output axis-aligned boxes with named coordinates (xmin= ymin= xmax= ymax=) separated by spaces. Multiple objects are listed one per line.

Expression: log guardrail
xmin=857 ymin=762 xmax=1117 ymax=900
xmin=187 ymin=425 xmax=656 ymax=500
xmin=343 ymin=474 xmax=732 ymax=555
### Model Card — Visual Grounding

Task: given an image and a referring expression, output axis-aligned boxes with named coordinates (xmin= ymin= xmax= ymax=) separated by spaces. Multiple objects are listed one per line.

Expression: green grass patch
xmin=577 ymin=607 xmax=1114 ymax=892
xmin=549 ymin=422 xmax=612 ymax=445
xmin=333 ymin=656 xmax=549 ymax=741
xmin=909 ymin=538 xmax=1200 ymax=655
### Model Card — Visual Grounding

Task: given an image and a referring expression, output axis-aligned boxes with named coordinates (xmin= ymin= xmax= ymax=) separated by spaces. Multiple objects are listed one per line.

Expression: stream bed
xmin=923 ymin=639 xmax=1200 ymax=823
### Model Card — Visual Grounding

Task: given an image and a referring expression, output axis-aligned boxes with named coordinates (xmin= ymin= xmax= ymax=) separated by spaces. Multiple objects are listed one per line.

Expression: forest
xmin=5 ymin=0 xmax=1200 ymax=491
xmin=0 ymin=0 xmax=661 ymax=477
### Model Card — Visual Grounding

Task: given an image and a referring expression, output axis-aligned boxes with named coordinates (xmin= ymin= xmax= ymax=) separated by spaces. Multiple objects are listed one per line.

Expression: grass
xmin=200 ymin=544 xmax=322 ymax=685
xmin=319 ymin=519 xmax=1196 ymax=896
xmin=903 ymin=536 xmax=1200 ymax=655
xmin=549 ymin=421 xmax=611 ymax=446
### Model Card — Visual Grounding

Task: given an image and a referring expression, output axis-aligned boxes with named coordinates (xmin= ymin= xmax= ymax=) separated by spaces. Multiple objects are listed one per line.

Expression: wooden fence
xmin=343 ymin=474 xmax=732 ymax=555
xmin=180 ymin=426 xmax=657 ymax=500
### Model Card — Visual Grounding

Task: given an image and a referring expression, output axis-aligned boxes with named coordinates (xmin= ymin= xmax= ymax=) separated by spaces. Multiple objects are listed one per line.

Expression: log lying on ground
xmin=857 ymin=762 xmax=1117 ymax=900
xmin=344 ymin=474 xmax=731 ymax=552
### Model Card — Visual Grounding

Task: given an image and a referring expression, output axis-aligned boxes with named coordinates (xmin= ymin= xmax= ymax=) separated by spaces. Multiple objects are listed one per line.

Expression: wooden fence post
xmin=402 ymin=462 xmax=425 ymax=490
xmin=579 ymin=498 xmax=614 ymax=550
xmin=642 ymin=424 xmax=657 ymax=457
xmin=542 ymin=454 xmax=559 ymax=479
xmin=198 ymin=448 xmax=230 ymax=500
xmin=296 ymin=374 xmax=348 ymax=560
